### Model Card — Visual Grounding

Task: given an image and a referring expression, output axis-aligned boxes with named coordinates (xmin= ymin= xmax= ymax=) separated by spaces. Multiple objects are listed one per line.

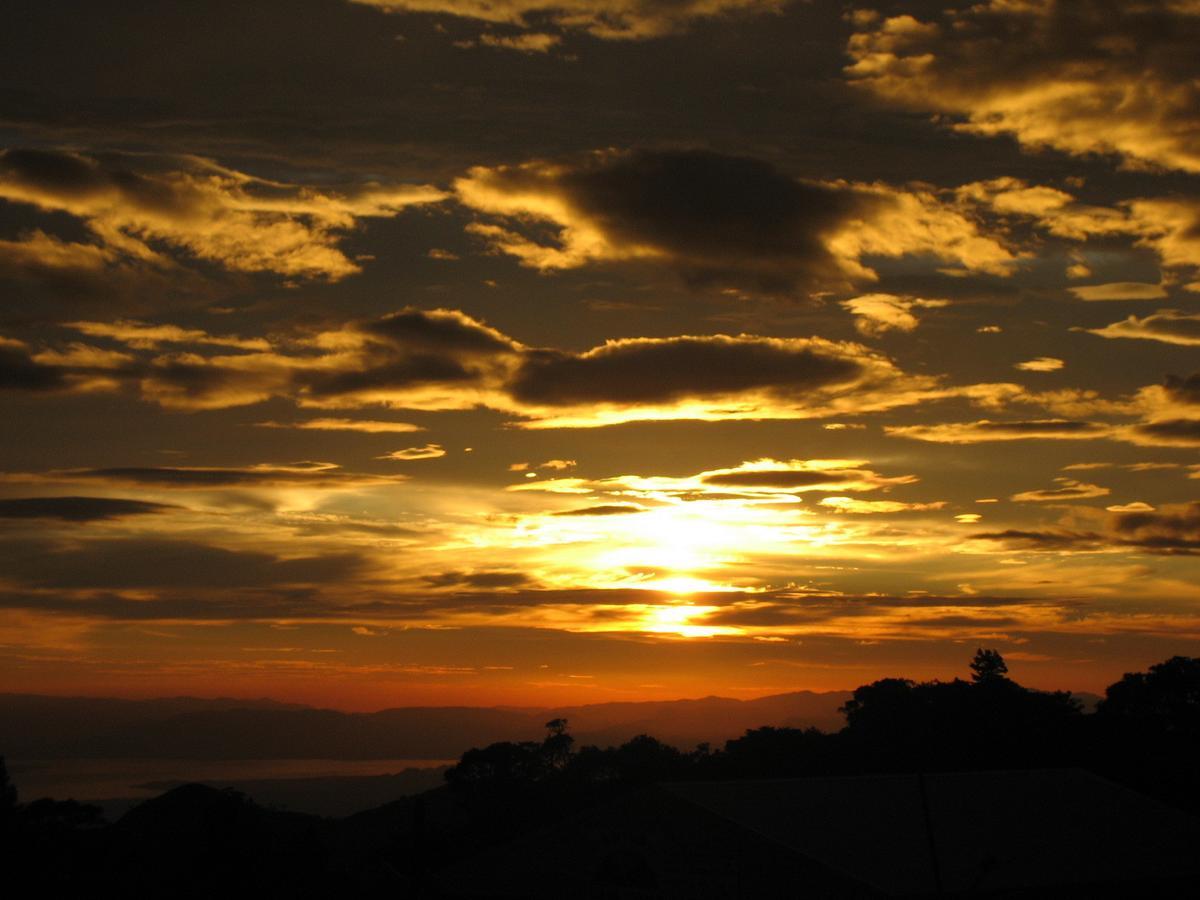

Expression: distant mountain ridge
xmin=0 ymin=690 xmax=854 ymax=760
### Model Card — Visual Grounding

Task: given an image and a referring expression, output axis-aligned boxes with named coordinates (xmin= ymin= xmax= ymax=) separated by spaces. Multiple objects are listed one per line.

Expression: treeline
xmin=443 ymin=652 xmax=1200 ymax=814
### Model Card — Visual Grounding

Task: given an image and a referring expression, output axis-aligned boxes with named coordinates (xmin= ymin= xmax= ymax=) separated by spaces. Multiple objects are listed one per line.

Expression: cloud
xmin=504 ymin=332 xmax=949 ymax=427
xmin=515 ymin=457 xmax=918 ymax=501
xmin=378 ymin=443 xmax=446 ymax=460
xmin=1015 ymin=357 xmax=1064 ymax=373
xmin=349 ymin=1 xmax=785 ymax=40
xmin=890 ymin=375 xmax=1200 ymax=450
xmin=1128 ymin=419 xmax=1200 ymax=447
xmin=474 ymin=32 xmax=562 ymax=53
xmin=818 ymin=497 xmax=946 ymax=515
xmin=0 ymin=537 xmax=366 ymax=590
xmin=0 ymin=148 xmax=445 ymax=282
xmin=1011 ymin=478 xmax=1110 ymax=503
xmin=699 ymin=460 xmax=915 ymax=493
xmin=455 ymin=149 xmax=1018 ymax=295
xmin=887 ymin=419 xmax=1115 ymax=444
xmin=0 ymin=496 xmax=176 ymax=522
xmin=1088 ymin=310 xmax=1200 ymax=346
xmin=1106 ymin=502 xmax=1156 ymax=513
xmin=1110 ymin=502 xmax=1200 ymax=555
xmin=1125 ymin=372 xmax=1200 ymax=445
xmin=296 ymin=307 xmax=521 ymax=410
xmin=256 ymin=418 xmax=424 ymax=433
xmin=840 ymin=293 xmax=949 ymax=336
xmin=424 ymin=570 xmax=531 ymax=589
xmin=961 ymin=184 xmax=1200 ymax=284
xmin=969 ymin=502 xmax=1200 ymax=556
xmin=552 ymin=504 xmax=645 ymax=517
xmin=1069 ymin=283 xmax=1168 ymax=301
xmin=66 ymin=320 xmax=270 ymax=351
xmin=0 ymin=339 xmax=68 ymax=391
xmin=967 ymin=529 xmax=1108 ymax=553
xmin=846 ymin=1 xmax=1200 ymax=173
xmin=9 ymin=461 xmax=406 ymax=489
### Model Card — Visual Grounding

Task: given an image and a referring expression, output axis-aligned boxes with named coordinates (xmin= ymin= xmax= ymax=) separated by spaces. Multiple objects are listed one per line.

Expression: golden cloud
xmin=840 ymin=293 xmax=949 ymax=336
xmin=349 ymin=0 xmax=785 ymax=39
xmin=847 ymin=1 xmax=1200 ymax=172
xmin=1011 ymin=478 xmax=1111 ymax=503
xmin=0 ymin=148 xmax=446 ymax=281
xmin=886 ymin=419 xmax=1117 ymax=444
xmin=1089 ymin=310 xmax=1200 ymax=346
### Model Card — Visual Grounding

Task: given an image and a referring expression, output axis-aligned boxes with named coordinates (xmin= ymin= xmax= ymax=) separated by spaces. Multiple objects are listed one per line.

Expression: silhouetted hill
xmin=0 ymin=691 xmax=853 ymax=759
xmin=126 ymin=766 xmax=449 ymax=818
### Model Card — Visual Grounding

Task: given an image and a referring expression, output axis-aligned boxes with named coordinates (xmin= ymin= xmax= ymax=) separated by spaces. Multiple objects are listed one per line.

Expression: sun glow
xmin=639 ymin=603 xmax=741 ymax=638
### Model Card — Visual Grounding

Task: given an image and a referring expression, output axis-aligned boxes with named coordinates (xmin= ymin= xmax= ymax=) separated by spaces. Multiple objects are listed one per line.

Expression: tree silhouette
xmin=0 ymin=756 xmax=16 ymax=814
xmin=542 ymin=718 xmax=574 ymax=770
xmin=970 ymin=648 xmax=1009 ymax=684
xmin=1099 ymin=655 xmax=1200 ymax=735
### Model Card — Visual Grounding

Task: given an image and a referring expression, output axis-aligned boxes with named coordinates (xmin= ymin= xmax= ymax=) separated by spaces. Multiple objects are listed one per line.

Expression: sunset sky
xmin=2 ymin=0 xmax=1199 ymax=708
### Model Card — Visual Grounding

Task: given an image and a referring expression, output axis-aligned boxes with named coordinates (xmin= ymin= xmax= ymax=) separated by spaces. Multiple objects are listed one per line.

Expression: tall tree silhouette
xmin=969 ymin=648 xmax=1009 ymax=684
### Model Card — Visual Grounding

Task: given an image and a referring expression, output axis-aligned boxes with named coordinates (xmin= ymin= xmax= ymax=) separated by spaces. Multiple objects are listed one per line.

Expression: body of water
xmin=8 ymin=757 xmax=455 ymax=803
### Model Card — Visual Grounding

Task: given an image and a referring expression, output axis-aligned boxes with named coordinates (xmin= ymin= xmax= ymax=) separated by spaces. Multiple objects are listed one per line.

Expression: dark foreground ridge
xmin=4 ymin=651 xmax=1200 ymax=897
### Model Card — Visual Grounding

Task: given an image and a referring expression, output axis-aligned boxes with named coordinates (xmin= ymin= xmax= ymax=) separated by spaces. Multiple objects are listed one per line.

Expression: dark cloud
xmin=701 ymin=593 xmax=1047 ymax=628
xmin=553 ymin=149 xmax=874 ymax=291
xmin=424 ymin=570 xmax=531 ymax=588
xmin=0 ymin=496 xmax=175 ymax=521
xmin=0 ymin=343 xmax=65 ymax=391
xmin=508 ymin=335 xmax=862 ymax=406
xmin=299 ymin=354 xmax=478 ymax=397
xmin=1110 ymin=502 xmax=1200 ymax=555
xmin=297 ymin=307 xmax=518 ymax=405
xmin=968 ymin=530 xmax=1107 ymax=552
xmin=703 ymin=470 xmax=851 ymax=489
xmin=0 ymin=538 xmax=366 ymax=589
xmin=552 ymin=504 xmax=644 ymax=517
xmin=361 ymin=308 xmax=519 ymax=357
xmin=457 ymin=148 xmax=1015 ymax=294
xmin=1162 ymin=373 xmax=1200 ymax=405
xmin=971 ymin=503 xmax=1200 ymax=556
xmin=1131 ymin=419 xmax=1200 ymax=446
xmin=42 ymin=462 xmax=404 ymax=489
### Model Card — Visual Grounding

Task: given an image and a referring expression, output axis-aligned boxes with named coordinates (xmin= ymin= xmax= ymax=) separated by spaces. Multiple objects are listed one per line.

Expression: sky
xmin=1 ymin=0 xmax=1199 ymax=709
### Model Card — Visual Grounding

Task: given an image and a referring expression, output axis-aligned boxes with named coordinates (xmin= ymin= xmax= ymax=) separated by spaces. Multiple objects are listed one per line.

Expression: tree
xmin=1099 ymin=656 xmax=1200 ymax=734
xmin=0 ymin=756 xmax=17 ymax=822
xmin=970 ymin=648 xmax=1009 ymax=684
xmin=542 ymin=718 xmax=574 ymax=770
